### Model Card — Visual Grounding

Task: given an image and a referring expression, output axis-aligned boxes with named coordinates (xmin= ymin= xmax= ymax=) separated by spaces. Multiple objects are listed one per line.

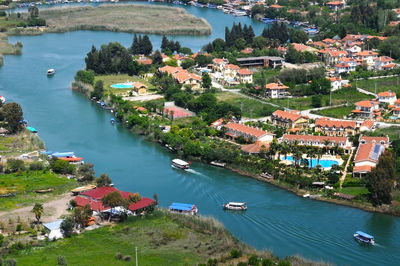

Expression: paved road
xmin=356 ymin=87 xmax=377 ymax=97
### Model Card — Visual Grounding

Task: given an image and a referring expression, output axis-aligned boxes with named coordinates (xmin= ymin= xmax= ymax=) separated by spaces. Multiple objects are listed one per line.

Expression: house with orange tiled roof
xmin=326 ymin=1 xmax=345 ymax=10
xmin=241 ymin=47 xmax=254 ymax=54
xmin=269 ymin=4 xmax=283 ymax=9
xmin=271 ymin=110 xmax=308 ymax=129
xmin=377 ymin=90 xmax=397 ymax=105
xmin=172 ymin=70 xmax=202 ymax=89
xmin=354 ymin=50 xmax=378 ymax=68
xmin=291 ymin=43 xmax=317 ymax=54
xmin=342 ymin=34 xmax=363 ymax=43
xmin=265 ymin=82 xmax=289 ymax=98
xmin=241 ymin=140 xmax=270 ymax=154
xmin=345 ymin=45 xmax=362 ymax=56
xmin=315 ymin=118 xmax=357 ymax=137
xmin=131 ymin=82 xmax=148 ymax=95
xmin=137 ymin=56 xmax=152 ymax=65
xmin=158 ymin=65 xmax=183 ymax=75
xmin=374 ymin=56 xmax=395 ymax=71
xmin=212 ymin=58 xmax=229 ymax=72
xmin=224 ymin=122 xmax=274 ymax=142
xmin=352 ymin=100 xmax=380 ymax=119
xmin=326 ymin=50 xmax=348 ymax=65
xmin=222 ymin=63 xmax=240 ymax=79
xmin=359 ymin=120 xmax=374 ymax=131
xmin=353 ymin=136 xmax=389 ymax=176
xmin=335 ymin=62 xmax=352 ymax=74
xmin=281 ymin=134 xmax=351 ymax=154
xmin=389 ymin=21 xmax=400 ymax=27
xmin=236 ymin=68 xmax=253 ymax=84
xmin=329 ymin=76 xmax=343 ymax=91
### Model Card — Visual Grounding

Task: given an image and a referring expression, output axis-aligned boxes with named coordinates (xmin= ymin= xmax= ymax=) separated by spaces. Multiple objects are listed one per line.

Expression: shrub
xmin=0 ymin=234 xmax=4 ymax=246
xmin=9 ymin=242 xmax=24 ymax=252
xmin=115 ymin=252 xmax=123 ymax=260
xmin=230 ymin=249 xmax=242 ymax=258
xmin=237 ymin=262 xmax=247 ymax=266
xmin=123 ymin=255 xmax=132 ymax=261
xmin=262 ymin=259 xmax=273 ymax=266
xmin=57 ymin=255 xmax=67 ymax=265
xmin=16 ymin=224 xmax=22 ymax=232
xmin=207 ymin=258 xmax=217 ymax=266
xmin=248 ymin=255 xmax=259 ymax=266
xmin=4 ymin=258 xmax=16 ymax=266
xmin=277 ymin=260 xmax=291 ymax=266
xmin=30 ymin=161 xmax=45 ymax=171
xmin=7 ymin=159 xmax=25 ymax=172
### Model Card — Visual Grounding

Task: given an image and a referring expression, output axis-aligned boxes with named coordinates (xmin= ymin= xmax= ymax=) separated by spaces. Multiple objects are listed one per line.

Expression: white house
xmin=374 ymin=56 xmax=395 ymax=70
xmin=236 ymin=68 xmax=253 ymax=84
xmin=43 ymin=220 xmax=64 ymax=240
xmin=377 ymin=90 xmax=397 ymax=105
xmin=265 ymin=82 xmax=289 ymax=98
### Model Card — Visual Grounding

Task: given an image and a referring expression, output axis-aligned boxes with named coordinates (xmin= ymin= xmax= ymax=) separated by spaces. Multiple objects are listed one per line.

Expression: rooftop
xmin=225 ymin=122 xmax=268 ymax=138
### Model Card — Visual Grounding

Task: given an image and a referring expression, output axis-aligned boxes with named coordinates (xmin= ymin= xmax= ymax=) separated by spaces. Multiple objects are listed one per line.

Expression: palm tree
xmin=269 ymin=139 xmax=279 ymax=159
xmin=293 ymin=149 xmax=303 ymax=167
xmin=323 ymin=139 xmax=330 ymax=154
xmin=281 ymin=143 xmax=290 ymax=160
xmin=316 ymin=148 xmax=324 ymax=166
xmin=306 ymin=147 xmax=316 ymax=168
xmin=32 ymin=203 xmax=44 ymax=224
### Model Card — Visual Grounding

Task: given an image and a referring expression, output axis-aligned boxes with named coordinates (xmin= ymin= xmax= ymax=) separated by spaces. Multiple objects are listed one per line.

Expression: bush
xmin=262 ymin=259 xmax=273 ymax=266
xmin=57 ymin=255 xmax=67 ymax=265
xmin=115 ymin=252 xmax=123 ymax=260
xmin=237 ymin=262 xmax=247 ymax=266
xmin=52 ymin=159 xmax=75 ymax=175
xmin=4 ymin=258 xmax=16 ymax=266
xmin=7 ymin=159 xmax=25 ymax=172
xmin=30 ymin=161 xmax=44 ymax=171
xmin=277 ymin=260 xmax=291 ymax=266
xmin=230 ymin=249 xmax=242 ymax=258
xmin=16 ymin=224 xmax=22 ymax=231
xmin=248 ymin=255 xmax=259 ymax=266
xmin=123 ymin=255 xmax=132 ymax=262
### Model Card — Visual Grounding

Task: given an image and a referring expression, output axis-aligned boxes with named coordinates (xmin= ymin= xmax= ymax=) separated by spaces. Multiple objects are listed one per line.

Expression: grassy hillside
xmin=4 ymin=210 xmax=324 ymax=265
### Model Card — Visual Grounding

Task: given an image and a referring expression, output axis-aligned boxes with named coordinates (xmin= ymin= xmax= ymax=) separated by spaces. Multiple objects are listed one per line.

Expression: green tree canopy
xmin=1 ymin=102 xmax=23 ymax=134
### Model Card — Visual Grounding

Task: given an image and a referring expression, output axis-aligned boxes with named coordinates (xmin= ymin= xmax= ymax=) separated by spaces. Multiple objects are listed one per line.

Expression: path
xmin=339 ymin=149 xmax=353 ymax=189
xmin=356 ymin=87 xmax=377 ymax=97
xmin=0 ymin=193 xmax=73 ymax=224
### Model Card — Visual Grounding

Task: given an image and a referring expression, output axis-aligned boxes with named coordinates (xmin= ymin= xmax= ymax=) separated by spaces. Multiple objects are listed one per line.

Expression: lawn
xmin=366 ymin=126 xmax=400 ymax=141
xmin=0 ymin=131 xmax=45 ymax=156
xmin=215 ymin=92 xmax=278 ymax=118
xmin=0 ymin=171 xmax=77 ymax=211
xmin=94 ymin=74 xmax=156 ymax=96
xmin=352 ymin=76 xmax=400 ymax=95
xmin=339 ymin=187 xmax=369 ymax=197
xmin=7 ymin=210 xmax=251 ymax=266
xmin=268 ymin=88 xmax=373 ymax=111
xmin=312 ymin=106 xmax=355 ymax=119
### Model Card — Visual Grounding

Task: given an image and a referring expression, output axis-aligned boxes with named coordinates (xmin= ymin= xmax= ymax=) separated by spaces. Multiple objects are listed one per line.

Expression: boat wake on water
xmin=185 ymin=169 xmax=206 ymax=176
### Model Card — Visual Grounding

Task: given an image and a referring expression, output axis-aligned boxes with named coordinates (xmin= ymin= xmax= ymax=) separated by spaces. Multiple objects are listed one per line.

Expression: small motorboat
xmin=47 ymin=68 xmax=55 ymax=76
xmin=223 ymin=202 xmax=247 ymax=211
xmin=110 ymin=118 xmax=116 ymax=124
xmin=354 ymin=231 xmax=375 ymax=245
xmin=171 ymin=159 xmax=190 ymax=170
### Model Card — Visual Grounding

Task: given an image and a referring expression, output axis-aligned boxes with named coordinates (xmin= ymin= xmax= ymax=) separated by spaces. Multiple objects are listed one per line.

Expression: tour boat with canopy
xmin=354 ymin=231 xmax=375 ymax=245
xmin=223 ymin=202 xmax=247 ymax=211
xmin=171 ymin=159 xmax=190 ymax=170
xmin=169 ymin=202 xmax=198 ymax=215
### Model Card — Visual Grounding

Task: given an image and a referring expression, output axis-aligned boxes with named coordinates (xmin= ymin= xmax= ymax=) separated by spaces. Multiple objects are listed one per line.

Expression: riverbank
xmin=3 ymin=209 xmax=327 ymax=265
xmin=0 ymin=33 xmax=22 ymax=67
xmin=12 ymin=5 xmax=211 ymax=36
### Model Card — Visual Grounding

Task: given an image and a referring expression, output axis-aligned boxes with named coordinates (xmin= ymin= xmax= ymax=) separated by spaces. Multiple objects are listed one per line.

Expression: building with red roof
xmin=377 ymin=90 xmax=397 ymax=105
xmin=271 ymin=110 xmax=308 ymax=129
xmin=315 ymin=118 xmax=357 ymax=137
xmin=281 ymin=134 xmax=351 ymax=153
xmin=163 ymin=105 xmax=196 ymax=120
xmin=359 ymin=120 xmax=374 ymax=131
xmin=352 ymin=101 xmax=380 ymax=119
xmin=374 ymin=56 xmax=394 ymax=70
xmin=353 ymin=136 xmax=388 ymax=176
xmin=241 ymin=140 xmax=270 ymax=154
xmin=326 ymin=50 xmax=348 ymax=65
xmin=237 ymin=68 xmax=253 ymax=84
xmin=224 ymin=122 xmax=274 ymax=142
xmin=265 ymin=83 xmax=289 ymax=98
xmin=354 ymin=51 xmax=378 ymax=68
xmin=327 ymin=1 xmax=345 ymax=10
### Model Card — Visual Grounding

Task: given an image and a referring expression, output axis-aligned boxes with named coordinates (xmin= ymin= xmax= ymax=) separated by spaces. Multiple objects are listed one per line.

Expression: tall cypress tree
xmin=142 ymin=35 xmax=153 ymax=55
xmin=161 ymin=35 xmax=168 ymax=51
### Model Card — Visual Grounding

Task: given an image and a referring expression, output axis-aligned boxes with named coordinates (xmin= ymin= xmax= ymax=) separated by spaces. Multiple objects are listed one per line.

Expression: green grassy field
xmin=215 ymin=92 xmax=278 ymax=118
xmin=6 ymin=210 xmax=267 ymax=266
xmin=38 ymin=5 xmax=211 ymax=35
xmin=0 ymin=171 xmax=77 ymax=211
xmin=95 ymin=74 xmax=155 ymax=96
xmin=0 ymin=131 xmax=45 ymax=156
xmin=339 ymin=187 xmax=369 ymax=197
xmin=312 ymin=106 xmax=355 ymax=119
xmin=268 ymin=88 xmax=373 ymax=111
xmin=352 ymin=76 xmax=400 ymax=95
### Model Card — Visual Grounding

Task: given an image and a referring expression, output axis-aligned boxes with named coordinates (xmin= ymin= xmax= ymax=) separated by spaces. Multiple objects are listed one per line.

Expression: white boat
xmin=0 ymin=96 xmax=5 ymax=104
xmin=171 ymin=159 xmax=190 ymax=170
xmin=211 ymin=161 xmax=226 ymax=167
xmin=233 ymin=10 xmax=247 ymax=16
xmin=223 ymin=202 xmax=247 ymax=211
xmin=303 ymin=193 xmax=310 ymax=198
xmin=47 ymin=69 xmax=55 ymax=76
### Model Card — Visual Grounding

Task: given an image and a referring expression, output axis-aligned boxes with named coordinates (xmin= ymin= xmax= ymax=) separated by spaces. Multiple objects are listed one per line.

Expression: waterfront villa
xmin=377 ymin=91 xmax=397 ymax=105
xmin=281 ymin=134 xmax=352 ymax=154
xmin=74 ymin=186 xmax=155 ymax=215
xmin=265 ymin=82 xmax=289 ymax=98
xmin=352 ymin=100 xmax=380 ymax=119
xmin=224 ymin=122 xmax=274 ymax=142
xmin=315 ymin=118 xmax=357 ymax=137
xmin=271 ymin=110 xmax=308 ymax=129
xmin=353 ymin=136 xmax=389 ymax=176
xmin=158 ymin=66 xmax=201 ymax=89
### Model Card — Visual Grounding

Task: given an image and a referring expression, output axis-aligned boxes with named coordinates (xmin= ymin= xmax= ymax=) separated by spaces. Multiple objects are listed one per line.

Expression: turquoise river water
xmin=0 ymin=3 xmax=399 ymax=265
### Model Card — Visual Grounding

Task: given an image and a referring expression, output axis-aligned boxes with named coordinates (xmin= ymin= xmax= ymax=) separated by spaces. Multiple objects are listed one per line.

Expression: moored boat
xmin=354 ymin=231 xmax=375 ymax=245
xmin=171 ymin=159 xmax=190 ymax=170
xmin=169 ymin=202 xmax=198 ymax=215
xmin=211 ymin=161 xmax=226 ymax=167
xmin=223 ymin=202 xmax=247 ymax=211
xmin=47 ymin=68 xmax=55 ymax=76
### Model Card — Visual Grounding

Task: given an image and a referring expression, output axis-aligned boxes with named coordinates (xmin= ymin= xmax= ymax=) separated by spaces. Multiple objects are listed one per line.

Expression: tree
xmin=52 ymin=159 xmax=75 ymax=175
xmin=73 ymin=204 xmax=93 ymax=228
xmin=129 ymin=192 xmax=141 ymax=203
xmin=202 ymin=72 xmax=212 ymax=89
xmin=311 ymin=95 xmax=322 ymax=108
xmin=141 ymin=35 xmax=153 ymax=55
xmin=75 ymin=70 xmax=95 ymax=85
xmin=32 ymin=203 xmax=43 ymax=224
xmin=7 ymin=159 xmax=25 ymax=172
xmin=181 ymin=59 xmax=196 ymax=69
xmin=28 ymin=5 xmax=39 ymax=18
xmin=60 ymin=216 xmax=75 ymax=237
xmin=252 ymin=36 xmax=266 ymax=50
xmin=96 ymin=173 xmax=112 ymax=187
xmin=290 ymin=29 xmax=308 ymax=44
xmin=365 ymin=151 xmax=396 ymax=206
xmin=153 ymin=50 xmax=163 ymax=65
xmin=91 ymin=80 xmax=104 ymax=99
xmin=1 ymin=102 xmax=23 ymax=133
xmin=77 ymin=162 xmax=95 ymax=181
xmin=102 ymin=191 xmax=128 ymax=221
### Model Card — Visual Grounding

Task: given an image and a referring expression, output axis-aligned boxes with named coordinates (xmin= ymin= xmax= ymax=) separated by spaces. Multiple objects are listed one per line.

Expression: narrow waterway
xmin=0 ymin=4 xmax=399 ymax=265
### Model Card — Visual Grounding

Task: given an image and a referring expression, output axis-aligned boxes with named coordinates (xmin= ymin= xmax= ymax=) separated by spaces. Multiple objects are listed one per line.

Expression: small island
xmin=31 ymin=5 xmax=212 ymax=36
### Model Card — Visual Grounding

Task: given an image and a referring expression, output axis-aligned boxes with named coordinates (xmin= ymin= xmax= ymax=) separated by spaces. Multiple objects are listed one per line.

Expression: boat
xmin=169 ymin=202 xmax=198 ymax=215
xmin=26 ymin=126 xmax=38 ymax=133
xmin=71 ymin=184 xmax=96 ymax=195
xmin=35 ymin=188 xmax=54 ymax=193
xmin=303 ymin=193 xmax=310 ymax=198
xmin=47 ymin=68 xmax=55 ymax=76
xmin=354 ymin=231 xmax=375 ymax=245
xmin=233 ymin=10 xmax=247 ymax=16
xmin=171 ymin=159 xmax=190 ymax=170
xmin=0 ymin=96 xmax=5 ymax=104
xmin=59 ymin=157 xmax=84 ymax=165
xmin=210 ymin=161 xmax=226 ymax=167
xmin=110 ymin=118 xmax=116 ymax=124
xmin=223 ymin=202 xmax=247 ymax=211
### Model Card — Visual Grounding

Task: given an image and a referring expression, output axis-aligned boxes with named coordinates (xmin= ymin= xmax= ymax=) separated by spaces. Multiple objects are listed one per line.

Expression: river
xmin=0 ymin=3 xmax=399 ymax=265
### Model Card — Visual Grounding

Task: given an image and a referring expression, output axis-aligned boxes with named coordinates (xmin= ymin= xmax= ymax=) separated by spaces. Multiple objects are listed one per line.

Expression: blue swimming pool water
xmin=111 ymin=83 xmax=133 ymax=89
xmin=282 ymin=156 xmax=339 ymax=168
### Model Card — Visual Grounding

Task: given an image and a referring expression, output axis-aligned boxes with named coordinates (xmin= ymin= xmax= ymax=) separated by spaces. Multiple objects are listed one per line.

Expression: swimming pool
xmin=282 ymin=156 xmax=339 ymax=168
xmin=111 ymin=83 xmax=133 ymax=89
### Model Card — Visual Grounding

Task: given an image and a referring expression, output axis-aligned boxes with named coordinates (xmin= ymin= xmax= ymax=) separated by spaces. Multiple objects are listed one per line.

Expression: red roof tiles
xmin=272 ymin=110 xmax=303 ymax=122
xmin=282 ymin=134 xmax=347 ymax=145
xmin=225 ymin=122 xmax=267 ymax=138
xmin=315 ymin=118 xmax=356 ymax=129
